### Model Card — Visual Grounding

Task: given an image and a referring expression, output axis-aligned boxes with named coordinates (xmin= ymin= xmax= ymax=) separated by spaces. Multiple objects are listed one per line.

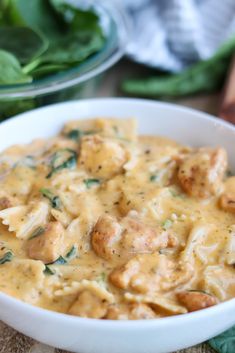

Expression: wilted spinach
xmin=46 ymin=148 xmax=77 ymax=178
xmin=40 ymin=188 xmax=61 ymax=209
xmin=0 ymin=251 xmax=13 ymax=265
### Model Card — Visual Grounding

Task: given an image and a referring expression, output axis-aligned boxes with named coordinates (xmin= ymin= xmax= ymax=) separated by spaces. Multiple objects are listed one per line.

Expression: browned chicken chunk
xmin=27 ymin=221 xmax=65 ymax=264
xmin=220 ymin=176 xmax=235 ymax=213
xmin=105 ymin=303 xmax=156 ymax=320
xmin=177 ymin=291 xmax=217 ymax=312
xmin=110 ymin=253 xmax=193 ymax=293
xmin=68 ymin=290 xmax=108 ymax=318
xmin=78 ymin=135 xmax=127 ymax=179
xmin=178 ymin=147 xmax=227 ymax=198
xmin=0 ymin=196 xmax=12 ymax=210
xmin=91 ymin=213 xmax=177 ymax=260
xmin=91 ymin=215 xmax=122 ymax=260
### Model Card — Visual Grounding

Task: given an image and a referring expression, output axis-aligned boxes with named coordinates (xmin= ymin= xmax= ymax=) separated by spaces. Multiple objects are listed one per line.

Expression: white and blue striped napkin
xmin=122 ymin=0 xmax=235 ymax=72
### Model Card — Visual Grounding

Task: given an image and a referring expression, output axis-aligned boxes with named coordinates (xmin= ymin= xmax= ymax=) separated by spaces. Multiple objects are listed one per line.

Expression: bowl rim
xmin=0 ymin=97 xmax=235 ymax=328
xmin=0 ymin=1 xmax=130 ymax=99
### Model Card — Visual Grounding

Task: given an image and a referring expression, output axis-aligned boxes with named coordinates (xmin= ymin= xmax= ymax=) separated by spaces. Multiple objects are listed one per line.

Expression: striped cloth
xmin=122 ymin=0 xmax=235 ymax=72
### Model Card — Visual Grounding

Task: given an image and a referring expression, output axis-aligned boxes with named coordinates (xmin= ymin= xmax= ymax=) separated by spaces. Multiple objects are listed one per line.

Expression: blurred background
xmin=1 ymin=0 xmax=235 ymax=121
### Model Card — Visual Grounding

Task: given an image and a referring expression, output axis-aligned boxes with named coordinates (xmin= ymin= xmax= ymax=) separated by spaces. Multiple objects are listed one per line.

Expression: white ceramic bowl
xmin=0 ymin=98 xmax=235 ymax=353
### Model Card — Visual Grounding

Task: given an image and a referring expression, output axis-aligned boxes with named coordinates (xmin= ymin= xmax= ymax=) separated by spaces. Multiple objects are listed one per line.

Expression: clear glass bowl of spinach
xmin=0 ymin=0 xmax=129 ymax=120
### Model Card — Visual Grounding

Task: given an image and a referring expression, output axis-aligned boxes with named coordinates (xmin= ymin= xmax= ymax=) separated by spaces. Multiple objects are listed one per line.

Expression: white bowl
xmin=0 ymin=98 xmax=235 ymax=353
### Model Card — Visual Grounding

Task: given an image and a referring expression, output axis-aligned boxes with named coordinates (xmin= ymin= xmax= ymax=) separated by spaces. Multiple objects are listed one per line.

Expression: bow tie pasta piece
xmin=0 ymin=259 xmax=45 ymax=304
xmin=0 ymin=201 xmax=49 ymax=239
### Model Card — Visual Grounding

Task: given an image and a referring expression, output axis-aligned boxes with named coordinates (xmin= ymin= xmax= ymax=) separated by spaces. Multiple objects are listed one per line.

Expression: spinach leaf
xmin=66 ymin=129 xmax=97 ymax=142
xmin=35 ymin=30 xmax=104 ymax=67
xmin=44 ymin=265 xmax=55 ymax=275
xmin=162 ymin=219 xmax=172 ymax=230
xmin=66 ymin=245 xmax=76 ymax=260
xmin=122 ymin=36 xmax=235 ymax=98
xmin=3 ymin=0 xmax=64 ymax=38
xmin=0 ymin=0 xmax=106 ymax=86
xmin=0 ymin=251 xmax=13 ymax=265
xmin=46 ymin=148 xmax=77 ymax=178
xmin=83 ymin=178 xmax=100 ymax=189
xmin=26 ymin=62 xmax=69 ymax=78
xmin=0 ymin=27 xmax=49 ymax=64
xmin=46 ymin=245 xmax=77 ymax=267
xmin=209 ymin=326 xmax=235 ymax=353
xmin=29 ymin=226 xmax=45 ymax=240
xmin=48 ymin=255 xmax=67 ymax=265
xmin=40 ymin=188 xmax=61 ymax=209
xmin=150 ymin=174 xmax=159 ymax=182
xmin=0 ymin=49 xmax=32 ymax=84
xmin=67 ymin=129 xmax=83 ymax=141
xmin=49 ymin=0 xmax=102 ymax=33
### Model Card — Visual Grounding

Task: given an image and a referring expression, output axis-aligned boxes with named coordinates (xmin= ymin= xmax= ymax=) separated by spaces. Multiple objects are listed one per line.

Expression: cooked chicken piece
xmin=110 ymin=256 xmax=142 ymax=290
xmin=68 ymin=290 xmax=108 ymax=318
xmin=220 ymin=176 xmax=235 ymax=213
xmin=177 ymin=290 xmax=217 ymax=312
xmin=91 ymin=213 xmax=177 ymax=260
xmin=91 ymin=215 xmax=122 ymax=260
xmin=105 ymin=303 xmax=156 ymax=320
xmin=110 ymin=253 xmax=193 ymax=293
xmin=0 ymin=196 xmax=12 ymax=210
xmin=120 ymin=215 xmax=178 ymax=255
xmin=178 ymin=147 xmax=227 ymax=198
xmin=27 ymin=221 xmax=65 ymax=264
xmin=129 ymin=303 xmax=157 ymax=319
xmin=78 ymin=135 xmax=127 ymax=178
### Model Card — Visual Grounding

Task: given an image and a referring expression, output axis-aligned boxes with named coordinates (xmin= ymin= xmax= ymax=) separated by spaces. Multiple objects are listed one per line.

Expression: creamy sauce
xmin=0 ymin=117 xmax=234 ymax=319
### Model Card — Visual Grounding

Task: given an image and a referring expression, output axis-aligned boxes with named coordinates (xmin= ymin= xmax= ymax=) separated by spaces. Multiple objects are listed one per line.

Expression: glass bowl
xmin=0 ymin=0 xmax=129 ymax=120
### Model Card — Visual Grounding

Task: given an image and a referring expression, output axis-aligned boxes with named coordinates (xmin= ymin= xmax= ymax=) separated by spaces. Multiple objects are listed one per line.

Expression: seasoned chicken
xmin=91 ymin=213 xmax=177 ymax=260
xmin=177 ymin=290 xmax=217 ymax=312
xmin=27 ymin=221 xmax=65 ymax=264
xmin=78 ymin=135 xmax=127 ymax=178
xmin=178 ymin=147 xmax=227 ymax=198
xmin=110 ymin=253 xmax=193 ymax=293
xmin=220 ymin=176 xmax=235 ymax=213
xmin=105 ymin=303 xmax=156 ymax=320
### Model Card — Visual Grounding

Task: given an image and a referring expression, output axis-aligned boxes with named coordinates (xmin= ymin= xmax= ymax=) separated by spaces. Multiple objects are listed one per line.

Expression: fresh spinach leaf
xmin=0 ymin=0 xmax=106 ymax=87
xmin=46 ymin=148 xmax=77 ymax=178
xmin=0 ymin=251 xmax=13 ymax=265
xmin=83 ymin=178 xmax=100 ymax=189
xmin=0 ymin=49 xmax=32 ymax=84
xmin=3 ymin=0 xmax=64 ymax=38
xmin=36 ymin=30 xmax=104 ymax=66
xmin=122 ymin=37 xmax=235 ymax=98
xmin=40 ymin=188 xmax=61 ymax=209
xmin=0 ymin=27 xmax=49 ymax=64
xmin=209 ymin=326 xmax=235 ymax=353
